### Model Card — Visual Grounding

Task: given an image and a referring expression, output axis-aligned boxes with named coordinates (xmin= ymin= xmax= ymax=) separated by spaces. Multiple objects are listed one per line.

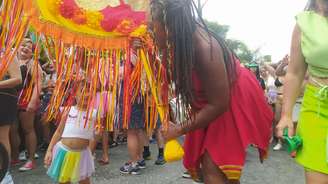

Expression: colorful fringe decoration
xmin=0 ymin=0 xmax=29 ymax=79
xmin=23 ymin=0 xmax=148 ymax=49
xmin=0 ymin=0 xmax=170 ymax=132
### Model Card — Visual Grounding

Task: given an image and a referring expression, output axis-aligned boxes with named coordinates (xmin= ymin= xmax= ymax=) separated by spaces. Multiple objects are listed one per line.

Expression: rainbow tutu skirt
xmin=47 ymin=142 xmax=94 ymax=183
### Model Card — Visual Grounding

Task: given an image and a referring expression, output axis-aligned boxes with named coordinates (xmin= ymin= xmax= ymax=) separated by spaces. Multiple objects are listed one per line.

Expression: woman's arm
xmin=0 ymin=58 xmax=22 ymax=88
xmin=276 ymin=25 xmax=307 ymax=137
xmin=176 ymin=33 xmax=230 ymax=134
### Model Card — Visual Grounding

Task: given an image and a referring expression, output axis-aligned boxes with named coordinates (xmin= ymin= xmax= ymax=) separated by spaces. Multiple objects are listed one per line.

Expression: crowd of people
xmin=1 ymin=0 xmax=328 ymax=184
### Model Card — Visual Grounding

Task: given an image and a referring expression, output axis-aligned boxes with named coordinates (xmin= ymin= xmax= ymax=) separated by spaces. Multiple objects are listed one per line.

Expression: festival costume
xmin=295 ymin=11 xmax=328 ymax=174
xmin=183 ymin=61 xmax=273 ymax=180
xmin=47 ymin=106 xmax=97 ymax=183
xmin=47 ymin=142 xmax=94 ymax=183
xmin=0 ymin=74 xmax=18 ymax=125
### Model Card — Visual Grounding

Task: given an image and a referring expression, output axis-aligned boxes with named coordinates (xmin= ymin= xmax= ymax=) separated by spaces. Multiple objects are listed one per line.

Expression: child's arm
xmin=44 ymin=111 xmax=68 ymax=167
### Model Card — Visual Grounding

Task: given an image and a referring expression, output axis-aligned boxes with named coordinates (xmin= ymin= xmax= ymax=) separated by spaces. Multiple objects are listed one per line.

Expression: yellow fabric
xmin=59 ymin=151 xmax=81 ymax=183
xmin=296 ymin=84 xmax=328 ymax=174
xmin=220 ymin=165 xmax=243 ymax=180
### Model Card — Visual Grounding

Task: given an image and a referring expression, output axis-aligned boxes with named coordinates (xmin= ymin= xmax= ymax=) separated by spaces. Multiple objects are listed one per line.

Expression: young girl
xmin=44 ymin=81 xmax=97 ymax=184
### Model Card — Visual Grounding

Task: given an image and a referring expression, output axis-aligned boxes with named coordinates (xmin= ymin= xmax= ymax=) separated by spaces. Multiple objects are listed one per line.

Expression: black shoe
xmin=120 ymin=163 xmax=141 ymax=175
xmin=143 ymin=151 xmax=151 ymax=160
xmin=155 ymin=155 xmax=166 ymax=165
xmin=137 ymin=159 xmax=146 ymax=169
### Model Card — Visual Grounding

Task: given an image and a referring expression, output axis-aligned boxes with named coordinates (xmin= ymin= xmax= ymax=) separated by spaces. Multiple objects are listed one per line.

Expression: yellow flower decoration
xmin=85 ymin=11 xmax=104 ymax=30
xmin=47 ymin=0 xmax=61 ymax=14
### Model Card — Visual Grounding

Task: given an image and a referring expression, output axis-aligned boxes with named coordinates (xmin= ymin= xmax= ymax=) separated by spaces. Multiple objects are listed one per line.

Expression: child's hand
xmin=44 ymin=150 xmax=53 ymax=168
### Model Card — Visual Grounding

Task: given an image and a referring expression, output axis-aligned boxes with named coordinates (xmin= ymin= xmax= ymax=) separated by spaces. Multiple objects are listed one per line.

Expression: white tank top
xmin=61 ymin=106 xmax=97 ymax=140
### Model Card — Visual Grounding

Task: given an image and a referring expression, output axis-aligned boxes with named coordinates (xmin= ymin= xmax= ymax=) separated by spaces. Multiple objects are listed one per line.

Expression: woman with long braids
xmin=277 ymin=0 xmax=328 ymax=183
xmin=150 ymin=0 xmax=273 ymax=183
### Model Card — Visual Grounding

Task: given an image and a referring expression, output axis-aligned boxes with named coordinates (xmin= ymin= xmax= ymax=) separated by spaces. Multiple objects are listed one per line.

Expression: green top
xmin=296 ymin=11 xmax=328 ymax=78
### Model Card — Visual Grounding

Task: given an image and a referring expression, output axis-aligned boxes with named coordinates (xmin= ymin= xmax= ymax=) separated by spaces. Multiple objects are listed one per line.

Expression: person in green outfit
xmin=277 ymin=0 xmax=328 ymax=183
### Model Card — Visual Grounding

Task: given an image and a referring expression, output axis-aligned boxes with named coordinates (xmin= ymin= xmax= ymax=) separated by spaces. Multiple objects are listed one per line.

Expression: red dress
xmin=183 ymin=61 xmax=273 ymax=180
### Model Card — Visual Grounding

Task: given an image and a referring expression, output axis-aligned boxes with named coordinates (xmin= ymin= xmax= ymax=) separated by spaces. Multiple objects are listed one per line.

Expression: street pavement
xmin=12 ymin=143 xmax=305 ymax=184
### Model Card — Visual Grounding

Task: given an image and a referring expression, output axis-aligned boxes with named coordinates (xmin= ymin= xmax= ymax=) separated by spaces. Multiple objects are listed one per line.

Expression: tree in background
xmin=204 ymin=20 xmax=258 ymax=64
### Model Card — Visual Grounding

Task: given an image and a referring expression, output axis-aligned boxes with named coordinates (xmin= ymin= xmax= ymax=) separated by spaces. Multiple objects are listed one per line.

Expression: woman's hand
xmin=26 ymin=101 xmax=39 ymax=113
xmin=276 ymin=115 xmax=294 ymax=138
xmin=44 ymin=150 xmax=52 ymax=168
xmin=162 ymin=121 xmax=183 ymax=142
xmin=131 ymin=38 xmax=143 ymax=50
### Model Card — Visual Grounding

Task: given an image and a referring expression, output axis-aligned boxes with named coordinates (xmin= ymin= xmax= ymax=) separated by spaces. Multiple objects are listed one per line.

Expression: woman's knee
xmin=0 ymin=126 xmax=10 ymax=139
xmin=305 ymin=170 xmax=328 ymax=184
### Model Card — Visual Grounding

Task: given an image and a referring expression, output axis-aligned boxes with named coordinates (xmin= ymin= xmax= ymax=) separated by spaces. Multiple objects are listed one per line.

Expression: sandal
xmin=98 ymin=159 xmax=109 ymax=165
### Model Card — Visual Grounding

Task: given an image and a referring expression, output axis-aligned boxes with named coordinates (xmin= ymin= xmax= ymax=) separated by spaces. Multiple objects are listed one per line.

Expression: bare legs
xmin=201 ymin=151 xmax=240 ymax=184
xmin=0 ymin=125 xmax=11 ymax=160
xmin=305 ymin=170 xmax=328 ymax=184
xmin=19 ymin=111 xmax=37 ymax=163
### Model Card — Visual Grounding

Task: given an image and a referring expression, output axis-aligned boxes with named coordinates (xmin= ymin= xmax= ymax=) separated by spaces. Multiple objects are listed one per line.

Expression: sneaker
xmin=182 ymin=170 xmax=204 ymax=183
xmin=273 ymin=142 xmax=283 ymax=151
xmin=143 ymin=151 xmax=151 ymax=160
xmin=155 ymin=155 xmax=166 ymax=165
xmin=193 ymin=179 xmax=204 ymax=184
xmin=109 ymin=142 xmax=118 ymax=148
xmin=18 ymin=151 xmax=27 ymax=161
xmin=120 ymin=163 xmax=140 ymax=175
xmin=18 ymin=151 xmax=39 ymax=161
xmin=34 ymin=153 xmax=39 ymax=159
xmin=1 ymin=172 xmax=14 ymax=184
xmin=19 ymin=160 xmax=36 ymax=172
xmin=182 ymin=171 xmax=191 ymax=178
xmin=137 ymin=159 xmax=146 ymax=169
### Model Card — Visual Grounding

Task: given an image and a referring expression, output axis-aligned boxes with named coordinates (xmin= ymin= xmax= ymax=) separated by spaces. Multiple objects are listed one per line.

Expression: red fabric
xmin=183 ymin=61 xmax=273 ymax=176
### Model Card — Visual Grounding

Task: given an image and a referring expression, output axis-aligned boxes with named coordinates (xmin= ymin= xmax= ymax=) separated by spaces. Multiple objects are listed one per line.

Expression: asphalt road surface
xmin=12 ymin=144 xmax=305 ymax=184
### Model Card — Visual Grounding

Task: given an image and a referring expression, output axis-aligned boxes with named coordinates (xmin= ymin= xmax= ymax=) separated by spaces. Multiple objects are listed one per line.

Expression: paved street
xmin=12 ymin=143 xmax=305 ymax=184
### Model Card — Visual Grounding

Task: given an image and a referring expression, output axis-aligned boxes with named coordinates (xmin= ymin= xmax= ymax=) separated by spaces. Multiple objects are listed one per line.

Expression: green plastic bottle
xmin=282 ymin=129 xmax=302 ymax=158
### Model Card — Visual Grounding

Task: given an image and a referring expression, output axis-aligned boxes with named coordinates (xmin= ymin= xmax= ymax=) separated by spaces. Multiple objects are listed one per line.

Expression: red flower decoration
xmin=100 ymin=4 xmax=145 ymax=34
xmin=116 ymin=19 xmax=137 ymax=35
xmin=59 ymin=0 xmax=87 ymax=25
xmin=59 ymin=0 xmax=77 ymax=19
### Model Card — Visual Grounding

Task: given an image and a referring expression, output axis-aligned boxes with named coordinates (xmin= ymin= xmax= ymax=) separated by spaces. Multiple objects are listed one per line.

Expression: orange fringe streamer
xmin=0 ymin=0 xmax=29 ymax=79
xmin=1 ymin=0 xmax=170 ymax=132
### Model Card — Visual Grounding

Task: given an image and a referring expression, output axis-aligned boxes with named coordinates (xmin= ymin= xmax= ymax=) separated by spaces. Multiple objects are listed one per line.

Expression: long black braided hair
xmin=305 ymin=0 xmax=316 ymax=10
xmin=306 ymin=0 xmax=328 ymax=10
xmin=150 ymin=0 xmax=237 ymax=119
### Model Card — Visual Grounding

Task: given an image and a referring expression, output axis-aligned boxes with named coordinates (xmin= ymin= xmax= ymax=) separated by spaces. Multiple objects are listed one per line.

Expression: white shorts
xmin=292 ymin=102 xmax=302 ymax=123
